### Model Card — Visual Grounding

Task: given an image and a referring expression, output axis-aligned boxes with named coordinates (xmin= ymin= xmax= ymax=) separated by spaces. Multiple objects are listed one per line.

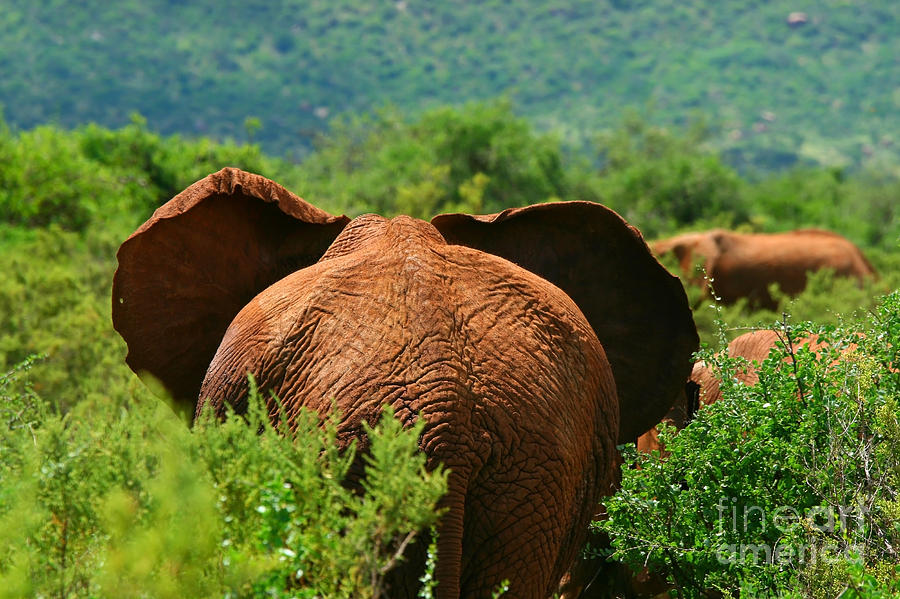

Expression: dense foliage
xmin=0 ymin=103 xmax=897 ymax=596
xmin=0 ymin=370 xmax=446 ymax=598
xmin=1 ymin=1 xmax=898 ymax=170
xmin=0 ymin=114 xmax=288 ymax=232
xmin=293 ymin=101 xmax=570 ymax=218
xmin=600 ymin=292 xmax=900 ymax=597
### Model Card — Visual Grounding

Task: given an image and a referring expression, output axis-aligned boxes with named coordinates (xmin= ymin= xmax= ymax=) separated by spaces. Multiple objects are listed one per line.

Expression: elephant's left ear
xmin=113 ymin=168 xmax=350 ymax=411
xmin=432 ymin=202 xmax=699 ymax=443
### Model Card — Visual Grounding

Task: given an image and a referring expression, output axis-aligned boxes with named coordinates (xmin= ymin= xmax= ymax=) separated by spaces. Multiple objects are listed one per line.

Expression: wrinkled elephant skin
xmin=112 ymin=168 xmax=698 ymax=598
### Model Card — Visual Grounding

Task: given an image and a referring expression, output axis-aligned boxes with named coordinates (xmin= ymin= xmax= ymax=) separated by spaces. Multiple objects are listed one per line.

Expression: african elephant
xmin=687 ymin=329 xmax=838 ymax=408
xmin=640 ymin=328 xmax=835 ymax=455
xmin=652 ymin=229 xmax=877 ymax=309
xmin=112 ymin=168 xmax=698 ymax=598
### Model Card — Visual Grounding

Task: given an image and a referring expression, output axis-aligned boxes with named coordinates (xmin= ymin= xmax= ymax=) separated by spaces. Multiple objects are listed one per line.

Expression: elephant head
xmin=650 ymin=230 xmax=724 ymax=291
xmin=113 ymin=168 xmax=698 ymax=598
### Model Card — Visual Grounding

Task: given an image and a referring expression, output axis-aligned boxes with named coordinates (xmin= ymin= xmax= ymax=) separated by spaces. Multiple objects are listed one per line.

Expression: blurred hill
xmin=1 ymin=0 xmax=897 ymax=171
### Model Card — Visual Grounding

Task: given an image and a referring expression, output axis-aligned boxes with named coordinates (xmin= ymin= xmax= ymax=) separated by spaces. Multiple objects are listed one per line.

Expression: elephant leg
xmin=458 ymin=460 xmax=593 ymax=598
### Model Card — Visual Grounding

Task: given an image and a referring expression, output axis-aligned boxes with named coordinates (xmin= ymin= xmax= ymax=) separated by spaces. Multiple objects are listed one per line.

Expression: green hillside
xmin=2 ymin=2 xmax=900 ymax=594
xmin=1 ymin=0 xmax=897 ymax=170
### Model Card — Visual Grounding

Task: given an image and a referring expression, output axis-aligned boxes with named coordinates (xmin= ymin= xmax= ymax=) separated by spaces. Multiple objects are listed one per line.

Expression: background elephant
xmin=112 ymin=168 xmax=698 ymax=598
xmin=688 ymin=329 xmax=839 ymax=408
xmin=640 ymin=328 xmax=835 ymax=456
xmin=652 ymin=229 xmax=877 ymax=309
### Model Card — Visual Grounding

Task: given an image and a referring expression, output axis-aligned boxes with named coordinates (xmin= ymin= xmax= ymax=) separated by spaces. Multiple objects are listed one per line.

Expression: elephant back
xmin=432 ymin=202 xmax=699 ymax=443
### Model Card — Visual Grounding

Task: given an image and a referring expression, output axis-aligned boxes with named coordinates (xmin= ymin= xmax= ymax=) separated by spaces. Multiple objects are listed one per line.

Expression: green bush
xmin=77 ymin=114 xmax=286 ymax=221
xmin=0 ymin=114 xmax=299 ymax=233
xmin=0 ymin=122 xmax=128 ymax=231
xmin=586 ymin=113 xmax=749 ymax=239
xmin=0 ymin=364 xmax=447 ymax=598
xmin=0 ymin=225 xmax=138 ymax=412
xmin=599 ymin=290 xmax=900 ymax=597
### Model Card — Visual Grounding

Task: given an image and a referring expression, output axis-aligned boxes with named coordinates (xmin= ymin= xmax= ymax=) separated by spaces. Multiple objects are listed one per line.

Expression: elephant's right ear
xmin=112 ymin=168 xmax=350 ymax=409
xmin=433 ymin=202 xmax=699 ymax=444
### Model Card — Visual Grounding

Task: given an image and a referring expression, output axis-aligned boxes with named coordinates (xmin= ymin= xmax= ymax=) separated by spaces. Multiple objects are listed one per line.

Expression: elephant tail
xmin=434 ymin=468 xmax=467 ymax=599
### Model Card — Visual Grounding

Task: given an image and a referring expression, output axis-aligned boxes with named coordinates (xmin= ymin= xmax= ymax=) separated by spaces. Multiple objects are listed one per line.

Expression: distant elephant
xmin=640 ymin=328 xmax=834 ymax=456
xmin=112 ymin=168 xmax=698 ymax=599
xmin=652 ymin=229 xmax=877 ymax=309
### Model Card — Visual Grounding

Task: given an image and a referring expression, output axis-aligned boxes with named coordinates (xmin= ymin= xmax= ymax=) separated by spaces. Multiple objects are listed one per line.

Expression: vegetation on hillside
xmin=1 ymin=0 xmax=898 ymax=170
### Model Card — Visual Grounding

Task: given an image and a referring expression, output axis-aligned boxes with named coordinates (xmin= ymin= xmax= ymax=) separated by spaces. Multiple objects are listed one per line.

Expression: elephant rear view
xmin=652 ymin=229 xmax=877 ymax=310
xmin=112 ymin=168 xmax=698 ymax=598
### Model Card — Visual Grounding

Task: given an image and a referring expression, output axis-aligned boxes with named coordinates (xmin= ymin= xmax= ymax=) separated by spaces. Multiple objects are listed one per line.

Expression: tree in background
xmin=586 ymin=112 xmax=749 ymax=239
xmin=294 ymin=100 xmax=570 ymax=218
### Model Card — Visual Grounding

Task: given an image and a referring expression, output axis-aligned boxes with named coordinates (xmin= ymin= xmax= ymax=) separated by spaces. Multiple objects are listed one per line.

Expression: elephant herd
xmin=111 ymin=168 xmax=877 ymax=598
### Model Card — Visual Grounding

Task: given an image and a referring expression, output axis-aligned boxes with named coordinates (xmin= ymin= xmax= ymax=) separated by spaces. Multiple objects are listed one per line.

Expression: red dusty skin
xmin=112 ymin=168 xmax=698 ymax=599
xmin=652 ymin=229 xmax=877 ymax=310
xmin=637 ymin=329 xmax=845 ymax=455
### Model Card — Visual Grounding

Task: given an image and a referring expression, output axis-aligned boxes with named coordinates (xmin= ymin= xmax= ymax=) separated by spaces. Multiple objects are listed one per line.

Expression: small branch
xmin=378 ymin=530 xmax=419 ymax=577
xmin=778 ymin=314 xmax=807 ymax=403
